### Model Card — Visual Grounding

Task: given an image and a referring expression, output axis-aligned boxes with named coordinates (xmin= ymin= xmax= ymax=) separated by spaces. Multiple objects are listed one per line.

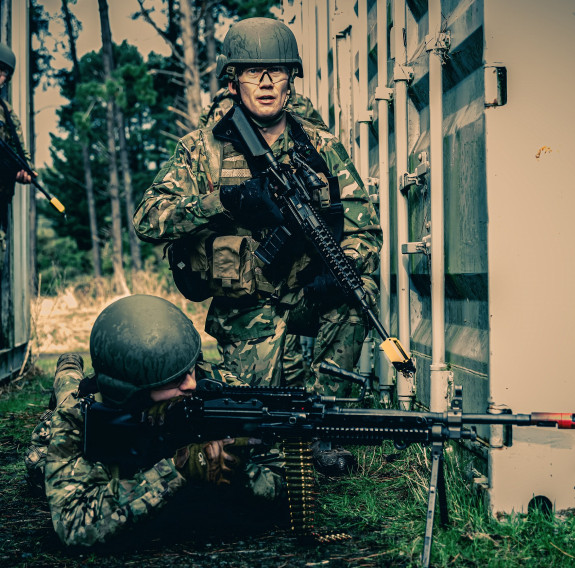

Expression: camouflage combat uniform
xmin=31 ymin=357 xmax=284 ymax=547
xmin=133 ymin=113 xmax=381 ymax=395
xmin=198 ymin=90 xmax=327 ymax=387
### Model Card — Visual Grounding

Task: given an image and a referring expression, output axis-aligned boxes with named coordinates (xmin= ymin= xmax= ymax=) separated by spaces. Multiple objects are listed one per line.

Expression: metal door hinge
xmin=402 ymin=234 xmax=431 ymax=256
xmin=393 ymin=64 xmax=414 ymax=83
xmin=485 ymin=65 xmax=507 ymax=107
xmin=357 ymin=110 xmax=373 ymax=123
xmin=400 ymin=152 xmax=429 ymax=194
xmin=375 ymin=87 xmax=394 ymax=101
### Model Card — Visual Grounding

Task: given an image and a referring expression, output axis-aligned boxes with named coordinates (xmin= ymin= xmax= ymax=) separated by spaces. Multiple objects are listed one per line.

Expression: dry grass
xmin=33 ymin=271 xmax=215 ymax=357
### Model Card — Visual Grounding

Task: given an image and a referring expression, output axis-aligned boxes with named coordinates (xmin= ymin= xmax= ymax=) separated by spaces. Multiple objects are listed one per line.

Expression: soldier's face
xmin=150 ymin=368 xmax=197 ymax=402
xmin=229 ymin=67 xmax=289 ymax=120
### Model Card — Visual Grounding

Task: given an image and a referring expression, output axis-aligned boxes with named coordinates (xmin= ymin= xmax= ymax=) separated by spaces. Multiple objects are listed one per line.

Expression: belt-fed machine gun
xmin=82 ymin=362 xmax=574 ymax=567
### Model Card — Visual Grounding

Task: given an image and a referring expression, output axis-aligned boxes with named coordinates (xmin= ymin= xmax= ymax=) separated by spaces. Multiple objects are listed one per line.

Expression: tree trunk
xmin=179 ymin=0 xmax=202 ymax=130
xmin=97 ymin=0 xmax=130 ymax=295
xmin=116 ymin=113 xmax=142 ymax=271
xmin=81 ymin=143 xmax=102 ymax=277
xmin=61 ymin=0 xmax=102 ymax=278
xmin=205 ymin=6 xmax=218 ymax=98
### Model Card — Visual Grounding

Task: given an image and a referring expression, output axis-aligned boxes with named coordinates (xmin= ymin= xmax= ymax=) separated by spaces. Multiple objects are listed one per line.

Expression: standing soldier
xmin=197 ymin=76 xmax=329 ymax=389
xmin=133 ymin=18 xmax=381 ymax=470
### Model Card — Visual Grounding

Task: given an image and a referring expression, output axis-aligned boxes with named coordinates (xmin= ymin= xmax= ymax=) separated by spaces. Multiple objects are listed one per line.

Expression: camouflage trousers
xmin=208 ymin=296 xmax=367 ymax=396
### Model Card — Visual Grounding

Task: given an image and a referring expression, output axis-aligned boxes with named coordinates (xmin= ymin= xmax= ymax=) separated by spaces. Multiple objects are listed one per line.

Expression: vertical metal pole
xmin=393 ymin=0 xmax=415 ymax=409
xmin=375 ymin=1 xmax=394 ymax=404
xmin=356 ymin=0 xmax=374 ymax=381
xmin=428 ymin=0 xmax=449 ymax=412
xmin=306 ymin=0 xmax=318 ymax=105
xmin=316 ymin=0 xmax=330 ymax=123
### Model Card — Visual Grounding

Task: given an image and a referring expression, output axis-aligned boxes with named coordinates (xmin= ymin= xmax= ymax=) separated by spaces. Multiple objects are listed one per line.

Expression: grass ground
xmin=1 ymin=286 xmax=574 ymax=567
xmin=1 ymin=361 xmax=574 ymax=567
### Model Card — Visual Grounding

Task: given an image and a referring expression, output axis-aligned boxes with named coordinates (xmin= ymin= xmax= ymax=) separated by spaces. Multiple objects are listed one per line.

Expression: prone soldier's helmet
xmin=0 ymin=43 xmax=16 ymax=79
xmin=216 ymin=17 xmax=303 ymax=80
xmin=90 ymin=295 xmax=201 ymax=408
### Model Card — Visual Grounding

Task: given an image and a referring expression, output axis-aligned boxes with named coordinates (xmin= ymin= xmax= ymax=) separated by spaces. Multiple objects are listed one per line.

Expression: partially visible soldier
xmin=0 ymin=42 xmax=33 ymax=194
xmin=0 ymin=42 xmax=34 ymax=270
xmin=25 ymin=295 xmax=285 ymax=547
xmin=133 ymin=18 xmax=381 ymax=400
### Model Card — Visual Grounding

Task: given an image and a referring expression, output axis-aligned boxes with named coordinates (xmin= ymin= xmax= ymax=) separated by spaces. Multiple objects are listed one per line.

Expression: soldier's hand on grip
xmin=220 ymin=177 xmax=284 ymax=227
xmin=174 ymin=439 xmax=241 ymax=485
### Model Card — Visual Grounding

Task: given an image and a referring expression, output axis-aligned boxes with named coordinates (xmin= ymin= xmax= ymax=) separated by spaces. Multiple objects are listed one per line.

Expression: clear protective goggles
xmin=238 ymin=66 xmax=290 ymax=85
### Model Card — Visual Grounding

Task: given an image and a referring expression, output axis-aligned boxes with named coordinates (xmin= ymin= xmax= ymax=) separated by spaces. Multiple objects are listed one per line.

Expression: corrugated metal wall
xmin=283 ymin=0 xmax=575 ymax=514
xmin=0 ymin=0 xmax=31 ymax=383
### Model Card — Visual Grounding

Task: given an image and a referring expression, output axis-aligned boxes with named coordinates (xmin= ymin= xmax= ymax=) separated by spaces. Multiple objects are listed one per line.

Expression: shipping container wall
xmin=0 ymin=0 xmax=31 ymax=383
xmin=283 ymin=0 xmax=575 ymax=514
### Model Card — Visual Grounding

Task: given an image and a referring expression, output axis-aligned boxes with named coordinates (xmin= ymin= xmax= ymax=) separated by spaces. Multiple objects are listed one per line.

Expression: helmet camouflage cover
xmin=90 ymin=295 xmax=201 ymax=408
xmin=216 ymin=17 xmax=303 ymax=79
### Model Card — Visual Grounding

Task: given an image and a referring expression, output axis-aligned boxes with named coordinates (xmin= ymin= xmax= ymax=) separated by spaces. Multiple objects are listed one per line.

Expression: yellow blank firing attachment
xmin=49 ymin=197 xmax=66 ymax=214
xmin=380 ymin=337 xmax=416 ymax=375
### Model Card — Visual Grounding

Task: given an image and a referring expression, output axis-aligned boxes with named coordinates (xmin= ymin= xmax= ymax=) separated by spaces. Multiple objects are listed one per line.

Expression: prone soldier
xmin=25 ymin=295 xmax=285 ymax=547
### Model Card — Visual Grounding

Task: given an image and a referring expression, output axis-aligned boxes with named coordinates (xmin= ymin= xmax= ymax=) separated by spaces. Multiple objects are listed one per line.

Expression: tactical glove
xmin=145 ymin=397 xmax=183 ymax=427
xmin=303 ymin=273 xmax=346 ymax=305
xmin=174 ymin=439 xmax=242 ymax=485
xmin=220 ymin=177 xmax=284 ymax=227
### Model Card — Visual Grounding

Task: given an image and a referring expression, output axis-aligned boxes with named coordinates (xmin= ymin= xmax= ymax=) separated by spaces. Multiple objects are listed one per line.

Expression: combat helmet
xmin=216 ymin=17 xmax=303 ymax=80
xmin=90 ymin=295 xmax=201 ymax=408
xmin=0 ymin=43 xmax=16 ymax=78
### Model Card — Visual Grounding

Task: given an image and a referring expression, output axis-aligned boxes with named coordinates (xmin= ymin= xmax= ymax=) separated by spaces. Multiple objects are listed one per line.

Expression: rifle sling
xmin=213 ymin=106 xmax=344 ymax=241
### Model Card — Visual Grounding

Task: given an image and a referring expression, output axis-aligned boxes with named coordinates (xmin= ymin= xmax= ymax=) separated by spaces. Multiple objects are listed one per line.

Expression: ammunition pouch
xmin=168 ymin=230 xmax=278 ymax=302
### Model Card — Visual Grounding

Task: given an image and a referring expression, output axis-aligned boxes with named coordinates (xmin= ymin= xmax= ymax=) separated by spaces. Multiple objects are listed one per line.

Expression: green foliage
xmin=36 ymin=216 xmax=92 ymax=295
xmin=317 ymin=442 xmax=575 ymax=567
xmin=30 ymin=0 xmax=54 ymax=89
xmin=224 ymin=0 xmax=279 ymax=19
xmin=38 ymin=40 xmax=182 ymax=278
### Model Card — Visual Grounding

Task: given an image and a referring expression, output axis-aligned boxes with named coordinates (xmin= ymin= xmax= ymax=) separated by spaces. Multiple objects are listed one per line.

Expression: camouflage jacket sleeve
xmin=315 ymin=130 xmax=382 ymax=276
xmin=132 ymin=130 xmax=226 ymax=243
xmin=0 ymin=98 xmax=33 ymax=165
xmin=45 ymin=389 xmax=185 ymax=547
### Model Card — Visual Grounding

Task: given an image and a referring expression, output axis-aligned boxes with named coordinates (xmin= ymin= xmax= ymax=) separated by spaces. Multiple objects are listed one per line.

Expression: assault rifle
xmin=217 ymin=105 xmax=415 ymax=376
xmin=0 ymin=135 xmax=65 ymax=214
xmin=82 ymin=362 xmax=574 ymax=567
